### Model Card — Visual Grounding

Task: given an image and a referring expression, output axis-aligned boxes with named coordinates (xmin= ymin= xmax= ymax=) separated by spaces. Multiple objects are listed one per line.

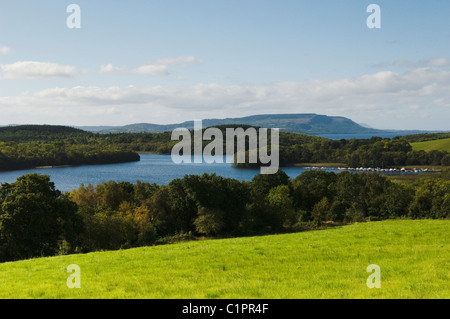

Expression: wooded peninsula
xmin=0 ymin=125 xmax=449 ymax=171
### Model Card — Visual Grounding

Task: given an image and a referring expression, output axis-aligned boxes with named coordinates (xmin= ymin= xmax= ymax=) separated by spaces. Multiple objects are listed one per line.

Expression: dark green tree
xmin=0 ymin=174 xmax=82 ymax=261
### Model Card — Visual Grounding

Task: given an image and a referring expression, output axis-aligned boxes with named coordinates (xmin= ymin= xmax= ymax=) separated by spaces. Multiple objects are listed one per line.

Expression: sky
xmin=0 ymin=0 xmax=450 ymax=130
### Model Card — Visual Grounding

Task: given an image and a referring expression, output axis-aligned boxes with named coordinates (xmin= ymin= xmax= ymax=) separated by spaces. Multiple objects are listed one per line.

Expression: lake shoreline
xmin=1 ymin=155 xmax=445 ymax=174
xmin=0 ymin=154 xmax=447 ymax=193
xmin=0 ymin=158 xmax=141 ymax=173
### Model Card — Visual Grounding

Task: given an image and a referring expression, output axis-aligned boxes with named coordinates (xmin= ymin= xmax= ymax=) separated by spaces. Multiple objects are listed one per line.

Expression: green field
xmin=0 ymin=220 xmax=448 ymax=299
xmin=387 ymin=171 xmax=442 ymax=184
xmin=411 ymin=138 xmax=450 ymax=152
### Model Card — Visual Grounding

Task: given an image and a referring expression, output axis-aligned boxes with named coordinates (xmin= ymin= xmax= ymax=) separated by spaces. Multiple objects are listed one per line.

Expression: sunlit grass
xmin=0 ymin=220 xmax=448 ymax=299
xmin=411 ymin=138 xmax=450 ymax=152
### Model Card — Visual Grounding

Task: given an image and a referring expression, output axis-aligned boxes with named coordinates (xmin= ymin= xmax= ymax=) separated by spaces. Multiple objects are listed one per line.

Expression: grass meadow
xmin=411 ymin=138 xmax=450 ymax=153
xmin=0 ymin=219 xmax=448 ymax=299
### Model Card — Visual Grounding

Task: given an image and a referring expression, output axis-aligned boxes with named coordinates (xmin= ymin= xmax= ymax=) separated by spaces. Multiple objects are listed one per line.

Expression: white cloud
xmin=99 ymin=56 xmax=201 ymax=76
xmin=0 ymin=61 xmax=78 ymax=79
xmin=0 ymin=46 xmax=10 ymax=55
xmin=153 ymin=56 xmax=202 ymax=66
xmin=373 ymin=57 xmax=450 ymax=69
xmin=426 ymin=57 xmax=450 ymax=67
xmin=132 ymin=64 xmax=169 ymax=76
xmin=99 ymin=62 xmax=169 ymax=76
xmin=1 ymin=67 xmax=450 ymax=129
xmin=100 ymin=64 xmax=127 ymax=74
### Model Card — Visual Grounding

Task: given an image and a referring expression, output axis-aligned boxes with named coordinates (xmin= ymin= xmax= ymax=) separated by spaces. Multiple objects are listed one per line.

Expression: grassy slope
xmin=0 ymin=220 xmax=448 ymax=299
xmin=411 ymin=138 xmax=450 ymax=152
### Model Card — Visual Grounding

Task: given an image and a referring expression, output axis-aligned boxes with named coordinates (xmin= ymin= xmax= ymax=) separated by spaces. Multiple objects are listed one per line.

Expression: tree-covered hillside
xmin=1 ymin=124 xmax=449 ymax=172
xmin=0 ymin=125 xmax=140 ymax=171
xmin=0 ymin=125 xmax=91 ymax=142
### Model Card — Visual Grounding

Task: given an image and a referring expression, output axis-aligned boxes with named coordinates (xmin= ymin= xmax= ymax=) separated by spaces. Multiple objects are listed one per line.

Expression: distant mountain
xmin=358 ymin=122 xmax=374 ymax=129
xmin=73 ymin=126 xmax=117 ymax=133
xmin=76 ymin=113 xmax=389 ymax=135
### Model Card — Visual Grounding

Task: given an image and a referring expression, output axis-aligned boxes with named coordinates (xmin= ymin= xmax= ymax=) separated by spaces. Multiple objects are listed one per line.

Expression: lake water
xmin=0 ymin=129 xmax=432 ymax=192
xmin=0 ymin=152 xmax=430 ymax=192
xmin=0 ymin=154 xmax=324 ymax=192
xmin=1 ymin=129 xmax=436 ymax=192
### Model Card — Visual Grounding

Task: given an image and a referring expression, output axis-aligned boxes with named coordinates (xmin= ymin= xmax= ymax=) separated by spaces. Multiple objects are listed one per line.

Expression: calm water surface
xmin=0 ymin=154 xmax=321 ymax=192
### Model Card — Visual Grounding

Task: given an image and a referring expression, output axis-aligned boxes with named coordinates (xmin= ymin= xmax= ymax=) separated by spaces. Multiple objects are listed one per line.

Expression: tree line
xmin=0 ymin=170 xmax=448 ymax=262
xmin=400 ymin=132 xmax=450 ymax=143
xmin=1 ymin=125 xmax=449 ymax=171
xmin=239 ymin=136 xmax=450 ymax=168
xmin=0 ymin=125 xmax=143 ymax=170
xmin=0 ymin=142 xmax=140 ymax=171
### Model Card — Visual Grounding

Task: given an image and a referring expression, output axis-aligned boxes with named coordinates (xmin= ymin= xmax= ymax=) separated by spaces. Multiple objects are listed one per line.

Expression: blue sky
xmin=1 ymin=0 xmax=450 ymax=130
